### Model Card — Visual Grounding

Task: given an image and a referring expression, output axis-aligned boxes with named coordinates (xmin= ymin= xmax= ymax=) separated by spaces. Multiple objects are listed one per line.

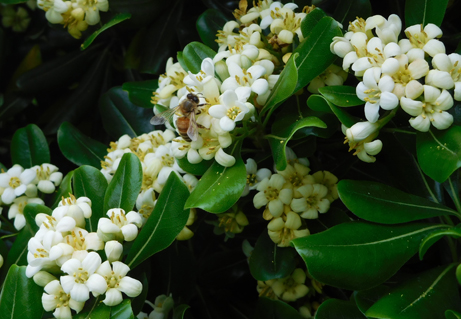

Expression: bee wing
xmin=150 ymin=107 xmax=178 ymax=125
xmin=187 ymin=111 xmax=199 ymax=142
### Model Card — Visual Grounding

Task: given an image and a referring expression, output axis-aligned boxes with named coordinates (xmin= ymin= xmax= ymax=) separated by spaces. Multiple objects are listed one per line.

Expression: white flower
xmin=307 ymin=64 xmax=348 ymax=94
xmin=351 ymin=37 xmax=401 ymax=74
xmin=290 ymin=184 xmax=330 ymax=219
xmin=215 ymin=20 xmax=240 ymax=52
xmin=52 ymin=195 xmax=92 ymax=228
xmin=343 ymin=124 xmax=383 ymax=163
xmin=400 ymin=85 xmax=454 ymax=131
xmin=95 ymin=261 xmax=143 ymax=306
xmin=345 ymin=121 xmax=380 ymax=143
xmin=136 ymin=189 xmax=157 ymax=223
xmin=260 ymin=2 xmax=298 ymax=29
xmin=366 ymin=14 xmax=402 ymax=44
xmin=400 ymin=23 xmax=445 ymax=57
xmin=242 ymin=158 xmax=272 ymax=197
xmin=386 ymin=54 xmax=428 ymax=99
xmin=72 ymin=0 xmax=109 ymax=25
xmin=60 ymin=252 xmax=106 ymax=302
xmin=431 ymin=53 xmax=461 ymax=100
xmin=42 ymin=280 xmax=85 ymax=319
xmin=9 ymin=196 xmax=44 ymax=230
xmin=253 ymin=174 xmax=293 ymax=218
xmin=0 ymin=164 xmax=36 ymax=204
xmin=209 ymin=90 xmax=250 ymax=131
xmin=37 ymin=0 xmax=68 ymax=24
xmin=148 ymin=294 xmax=175 ymax=319
xmin=221 ymin=62 xmax=269 ymax=98
xmin=271 ymin=268 xmax=309 ymax=302
xmin=105 ymin=241 xmax=123 ymax=262
xmin=356 ymin=67 xmax=399 ymax=123
xmin=267 ymin=211 xmax=309 ymax=247
xmin=97 ymin=209 xmax=142 ymax=242
xmin=32 ymin=163 xmax=63 ymax=194
xmin=26 ymin=237 xmax=57 ymax=278
xmin=183 ymin=58 xmax=220 ymax=97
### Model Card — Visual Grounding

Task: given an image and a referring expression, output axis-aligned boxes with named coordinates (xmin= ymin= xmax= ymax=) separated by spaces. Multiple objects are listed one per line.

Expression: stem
xmin=448 ymin=176 xmax=461 ymax=215
xmin=381 ymin=128 xmax=417 ymax=135
xmin=263 ymin=134 xmax=286 ymax=141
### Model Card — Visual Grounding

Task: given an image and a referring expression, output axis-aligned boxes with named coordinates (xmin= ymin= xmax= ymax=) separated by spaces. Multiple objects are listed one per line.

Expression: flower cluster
xmin=0 ymin=163 xmax=63 ymax=230
xmin=257 ymin=268 xmax=309 ymax=302
xmin=100 ymin=130 xmax=198 ymax=239
xmin=331 ymin=14 xmax=459 ymax=162
xmin=151 ymin=1 xmax=347 ymax=168
xmin=36 ymin=0 xmax=109 ymax=38
xmin=25 ymin=194 xmax=142 ymax=318
xmin=249 ymin=148 xmax=338 ymax=247
xmin=0 ymin=4 xmax=32 ymax=32
xmin=137 ymin=294 xmax=174 ymax=319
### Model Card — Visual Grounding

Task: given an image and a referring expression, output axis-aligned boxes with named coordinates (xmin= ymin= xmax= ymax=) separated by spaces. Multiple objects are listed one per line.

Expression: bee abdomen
xmin=177 ymin=117 xmax=192 ymax=142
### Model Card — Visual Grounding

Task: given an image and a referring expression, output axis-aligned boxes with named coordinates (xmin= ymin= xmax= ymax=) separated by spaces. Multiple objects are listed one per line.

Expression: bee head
xmin=187 ymin=93 xmax=200 ymax=103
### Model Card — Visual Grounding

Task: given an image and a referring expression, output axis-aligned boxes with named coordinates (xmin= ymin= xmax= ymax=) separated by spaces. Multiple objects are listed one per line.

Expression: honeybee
xmin=150 ymin=93 xmax=204 ymax=142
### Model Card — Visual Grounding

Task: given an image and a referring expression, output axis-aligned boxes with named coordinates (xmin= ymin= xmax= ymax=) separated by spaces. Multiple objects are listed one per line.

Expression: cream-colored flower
xmin=267 ymin=211 xmax=309 ymax=247
xmin=271 ymin=268 xmax=309 ymax=302
xmin=290 ymin=184 xmax=330 ymax=219
xmin=253 ymin=174 xmax=292 ymax=218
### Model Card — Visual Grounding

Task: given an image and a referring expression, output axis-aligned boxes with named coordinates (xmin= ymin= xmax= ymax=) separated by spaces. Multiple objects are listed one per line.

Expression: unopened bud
xmin=105 ymin=240 xmax=123 ymax=262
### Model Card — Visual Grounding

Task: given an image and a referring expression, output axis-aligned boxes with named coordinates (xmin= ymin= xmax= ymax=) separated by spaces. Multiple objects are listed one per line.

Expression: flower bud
xmin=105 ymin=240 xmax=123 ymax=262
xmin=346 ymin=121 xmax=379 ymax=143
xmin=215 ymin=60 xmax=230 ymax=81
xmin=33 ymin=271 xmax=56 ymax=287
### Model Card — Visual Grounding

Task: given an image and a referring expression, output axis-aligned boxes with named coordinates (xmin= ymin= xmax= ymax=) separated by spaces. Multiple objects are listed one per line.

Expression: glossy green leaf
xmin=446 ymin=310 xmax=461 ymax=319
xmin=319 ymin=86 xmax=363 ymax=107
xmin=185 ymin=141 xmax=246 ymax=213
xmin=11 ymin=124 xmax=49 ymax=168
xmin=122 ymin=80 xmax=158 ymax=109
xmin=268 ymin=116 xmax=326 ymax=171
xmin=293 ymin=16 xmax=342 ymax=93
xmin=50 ymin=171 xmax=74 ymax=209
xmin=419 ymin=226 xmax=461 ymax=259
xmin=173 ymin=304 xmax=191 ymax=319
xmin=57 ymin=122 xmax=107 ymax=168
xmin=260 ymin=53 xmax=298 ymax=120
xmin=307 ymin=95 xmax=357 ymax=127
xmin=81 ymin=13 xmax=131 ymax=50
xmin=292 ymin=221 xmax=447 ymax=290
xmin=111 ymin=299 xmax=134 ymax=319
xmin=337 ymin=179 xmax=459 ymax=224
xmin=416 ymin=126 xmax=461 ymax=183
xmin=41 ymin=48 xmax=109 ymax=135
xmin=315 ymin=299 xmax=367 ymax=319
xmin=23 ymin=203 xmax=51 ymax=233
xmin=73 ymin=166 xmax=108 ymax=233
xmin=196 ymin=9 xmax=229 ymax=51
xmin=99 ymin=86 xmax=154 ymax=139
xmin=74 ymin=299 xmax=111 ymax=319
xmin=405 ymin=0 xmax=449 ymax=27
xmin=333 ymin=0 xmax=372 ymax=26
xmin=366 ymin=264 xmax=461 ymax=318
xmin=252 ymin=297 xmax=303 ymax=319
xmin=138 ymin=0 xmax=183 ymax=74
xmin=182 ymin=42 xmax=217 ymax=74
xmin=177 ymin=51 xmax=188 ymax=72
xmin=176 ymin=156 xmax=214 ymax=175
xmin=16 ymin=44 xmax=101 ymax=95
xmin=104 ymin=153 xmax=142 ymax=213
xmin=301 ymin=8 xmax=326 ymax=37
xmin=457 ymin=264 xmax=461 ymax=285
xmin=354 ymin=285 xmax=391 ymax=314
xmin=249 ymin=231 xmax=297 ymax=281
xmin=125 ymin=172 xmax=190 ymax=269
xmin=0 ymin=265 xmax=44 ymax=319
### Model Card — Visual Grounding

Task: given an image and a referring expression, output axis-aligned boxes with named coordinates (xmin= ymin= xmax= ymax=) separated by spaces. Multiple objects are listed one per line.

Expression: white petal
xmin=215 ymin=148 xmax=236 ymax=167
xmin=365 ymin=102 xmax=380 ymax=123
xmin=400 ymin=97 xmax=423 ymax=116
xmin=70 ymin=283 xmax=90 ymax=302
xmin=251 ymin=79 xmax=269 ymax=95
xmin=380 ymin=92 xmax=399 ymax=110
xmin=431 ymin=111 xmax=453 ymax=130
xmin=103 ymin=288 xmax=123 ymax=306
xmin=86 ymin=273 xmax=107 ymax=295
xmin=409 ymin=114 xmax=431 ymax=132
xmin=82 ymin=252 xmax=101 ymax=274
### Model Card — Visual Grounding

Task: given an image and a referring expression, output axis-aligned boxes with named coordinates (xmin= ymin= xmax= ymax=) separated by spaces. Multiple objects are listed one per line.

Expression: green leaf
xmin=125 ymin=172 xmax=190 ymax=269
xmin=307 ymin=95 xmax=357 ymax=127
xmin=50 ymin=171 xmax=74 ymax=209
xmin=122 ymin=80 xmax=158 ymax=109
xmin=292 ymin=221 xmax=447 ymax=290
xmin=196 ymin=9 xmax=229 ymax=51
xmin=446 ymin=310 xmax=461 ymax=319
xmin=0 ymin=265 xmax=44 ymax=319
xmin=366 ymin=264 xmax=461 ymax=318
xmin=104 ymin=153 xmax=142 ymax=213
xmin=416 ymin=126 xmax=461 ymax=183
xmin=173 ymin=304 xmax=191 ymax=319
xmin=268 ymin=116 xmax=326 ymax=171
xmin=293 ymin=16 xmax=342 ymax=93
xmin=74 ymin=299 xmax=111 ymax=319
xmin=73 ymin=166 xmax=108 ymax=233
xmin=137 ymin=0 xmax=183 ymax=74
xmin=319 ymin=86 xmax=363 ymax=107
xmin=111 ymin=299 xmax=134 ymax=319
xmin=315 ymin=299 xmax=367 ymax=319
xmin=23 ymin=203 xmax=51 ymax=233
xmin=301 ymin=8 xmax=326 ymax=37
xmin=354 ymin=285 xmax=391 ymax=314
xmin=185 ymin=141 xmax=246 ymax=213
xmin=99 ymin=86 xmax=154 ymax=139
xmin=260 ymin=53 xmax=298 ymax=120
xmin=251 ymin=297 xmax=303 ymax=319
xmin=11 ymin=124 xmax=49 ymax=168
xmin=337 ymin=179 xmax=459 ymax=224
xmin=81 ymin=13 xmax=131 ymax=50
xmin=405 ymin=0 xmax=449 ymax=27
xmin=57 ymin=122 xmax=107 ymax=168
xmin=177 ymin=51 xmax=189 ymax=72
xmin=333 ymin=0 xmax=372 ymax=26
xmin=182 ymin=42 xmax=216 ymax=74
xmin=419 ymin=226 xmax=461 ymax=259
xmin=249 ymin=231 xmax=297 ymax=281
xmin=176 ymin=156 xmax=214 ymax=175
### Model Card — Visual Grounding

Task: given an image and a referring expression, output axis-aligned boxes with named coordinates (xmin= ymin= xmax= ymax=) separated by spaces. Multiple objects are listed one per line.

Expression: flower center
xmin=226 ymin=106 xmax=242 ymax=120
xmin=9 ymin=177 xmax=21 ymax=189
xmin=288 ymin=173 xmax=303 ymax=187
xmin=405 ymin=27 xmax=428 ymax=49
xmin=247 ymin=174 xmax=257 ymax=186
xmin=33 ymin=248 xmax=49 ymax=259
xmin=161 ymin=153 xmax=175 ymax=167
xmin=110 ymin=210 xmax=128 ymax=227
xmin=55 ymin=290 xmax=70 ymax=309
xmin=36 ymin=166 xmax=52 ymax=181
xmin=73 ymin=268 xmax=89 ymax=284
xmin=264 ymin=186 xmax=280 ymax=200
xmin=105 ymin=271 xmax=122 ymax=289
